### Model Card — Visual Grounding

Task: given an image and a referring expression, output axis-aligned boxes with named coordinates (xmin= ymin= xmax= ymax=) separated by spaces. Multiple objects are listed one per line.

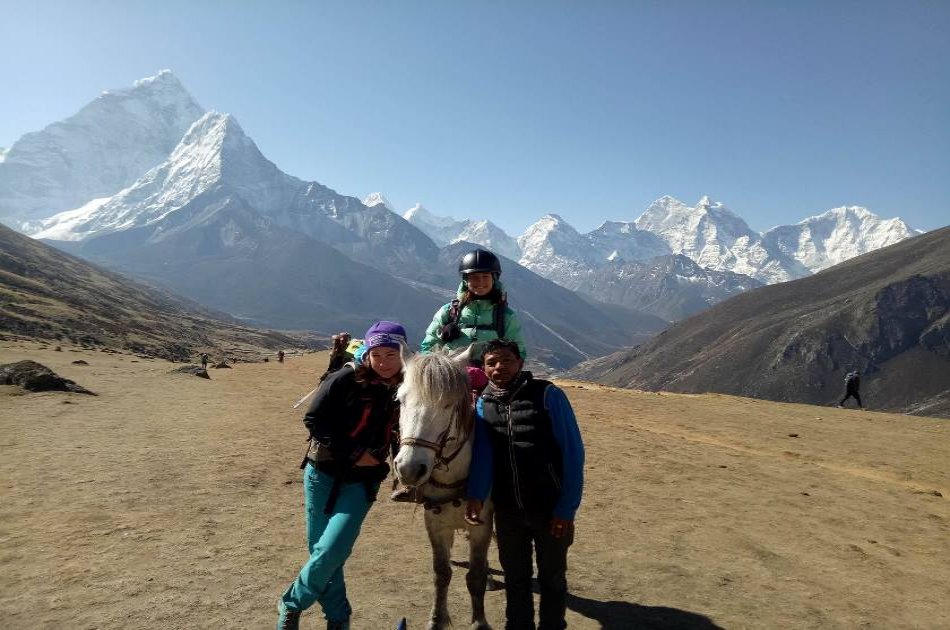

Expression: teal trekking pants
xmin=280 ymin=463 xmax=380 ymax=622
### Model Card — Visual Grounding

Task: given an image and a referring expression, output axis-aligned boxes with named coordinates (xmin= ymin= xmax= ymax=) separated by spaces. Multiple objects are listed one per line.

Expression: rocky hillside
xmin=0 ymin=223 xmax=309 ymax=360
xmin=566 ymin=228 xmax=950 ymax=417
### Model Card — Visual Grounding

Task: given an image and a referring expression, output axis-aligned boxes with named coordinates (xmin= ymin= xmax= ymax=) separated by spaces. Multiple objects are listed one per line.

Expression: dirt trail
xmin=1 ymin=342 xmax=948 ymax=629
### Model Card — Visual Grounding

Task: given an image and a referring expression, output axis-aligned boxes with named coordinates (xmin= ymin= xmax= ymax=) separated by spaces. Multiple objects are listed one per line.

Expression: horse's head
xmin=394 ymin=350 xmax=472 ymax=487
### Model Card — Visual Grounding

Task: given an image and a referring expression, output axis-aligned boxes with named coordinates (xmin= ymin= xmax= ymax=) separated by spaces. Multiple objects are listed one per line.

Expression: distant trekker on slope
xmin=200 ymin=353 xmax=209 ymax=370
xmin=420 ymin=248 xmax=526 ymax=361
xmin=838 ymin=370 xmax=863 ymax=409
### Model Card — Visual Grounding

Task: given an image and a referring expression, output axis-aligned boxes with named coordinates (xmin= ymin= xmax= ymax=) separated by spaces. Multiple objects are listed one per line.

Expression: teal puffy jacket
xmin=420 ymin=281 xmax=527 ymax=359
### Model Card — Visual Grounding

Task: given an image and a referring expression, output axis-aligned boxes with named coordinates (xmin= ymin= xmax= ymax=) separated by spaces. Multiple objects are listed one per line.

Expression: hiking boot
xmin=327 ymin=619 xmax=350 ymax=630
xmin=391 ymin=485 xmax=422 ymax=503
xmin=276 ymin=601 xmax=301 ymax=630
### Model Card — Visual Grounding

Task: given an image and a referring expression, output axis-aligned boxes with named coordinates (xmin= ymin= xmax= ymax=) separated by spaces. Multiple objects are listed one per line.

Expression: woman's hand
xmin=354 ymin=451 xmax=381 ymax=467
xmin=465 ymin=499 xmax=485 ymax=525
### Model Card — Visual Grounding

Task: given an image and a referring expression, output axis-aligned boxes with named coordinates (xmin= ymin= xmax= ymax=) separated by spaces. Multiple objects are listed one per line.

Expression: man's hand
xmin=549 ymin=517 xmax=573 ymax=539
xmin=465 ymin=499 xmax=485 ymax=525
xmin=354 ymin=451 xmax=381 ymax=467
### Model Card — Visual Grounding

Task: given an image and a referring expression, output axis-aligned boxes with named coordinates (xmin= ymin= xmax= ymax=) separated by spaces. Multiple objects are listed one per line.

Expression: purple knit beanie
xmin=363 ymin=321 xmax=408 ymax=352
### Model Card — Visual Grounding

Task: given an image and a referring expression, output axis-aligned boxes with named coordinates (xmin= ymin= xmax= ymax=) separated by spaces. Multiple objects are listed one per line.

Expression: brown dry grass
xmin=1 ymin=341 xmax=948 ymax=629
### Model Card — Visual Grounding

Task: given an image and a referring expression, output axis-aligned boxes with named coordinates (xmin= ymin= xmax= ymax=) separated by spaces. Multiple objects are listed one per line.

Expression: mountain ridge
xmin=565 ymin=228 xmax=950 ymax=417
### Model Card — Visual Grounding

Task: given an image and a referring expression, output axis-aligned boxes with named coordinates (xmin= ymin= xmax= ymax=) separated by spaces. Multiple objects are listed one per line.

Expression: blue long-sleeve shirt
xmin=467 ymin=382 xmax=585 ymax=521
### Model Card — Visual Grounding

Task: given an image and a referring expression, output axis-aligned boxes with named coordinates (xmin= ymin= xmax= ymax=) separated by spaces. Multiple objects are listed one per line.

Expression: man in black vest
xmin=466 ymin=339 xmax=585 ymax=630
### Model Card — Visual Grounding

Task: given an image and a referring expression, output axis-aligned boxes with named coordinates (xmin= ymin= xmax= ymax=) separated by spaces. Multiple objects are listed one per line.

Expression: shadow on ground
xmin=452 ymin=560 xmax=721 ymax=628
xmin=565 ymin=592 xmax=723 ymax=630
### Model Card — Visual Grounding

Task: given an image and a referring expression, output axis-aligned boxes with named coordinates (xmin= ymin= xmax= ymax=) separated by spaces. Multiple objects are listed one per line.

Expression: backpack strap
xmin=494 ymin=292 xmax=507 ymax=338
xmin=448 ymin=299 xmax=461 ymax=325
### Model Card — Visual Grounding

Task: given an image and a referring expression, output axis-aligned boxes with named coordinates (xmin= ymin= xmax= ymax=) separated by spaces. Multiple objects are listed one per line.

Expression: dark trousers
xmin=494 ymin=508 xmax=573 ymax=630
xmin=840 ymin=388 xmax=862 ymax=407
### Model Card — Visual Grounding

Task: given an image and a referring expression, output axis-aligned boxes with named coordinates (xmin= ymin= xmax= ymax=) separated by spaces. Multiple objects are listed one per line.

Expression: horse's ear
xmin=451 ymin=344 xmax=474 ymax=366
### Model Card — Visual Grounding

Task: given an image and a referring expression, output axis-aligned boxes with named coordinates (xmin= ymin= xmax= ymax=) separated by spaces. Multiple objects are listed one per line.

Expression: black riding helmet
xmin=458 ymin=249 xmax=502 ymax=277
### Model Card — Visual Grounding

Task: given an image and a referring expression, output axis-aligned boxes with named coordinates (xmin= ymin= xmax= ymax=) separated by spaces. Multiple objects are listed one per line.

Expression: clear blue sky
xmin=1 ymin=0 xmax=948 ymax=234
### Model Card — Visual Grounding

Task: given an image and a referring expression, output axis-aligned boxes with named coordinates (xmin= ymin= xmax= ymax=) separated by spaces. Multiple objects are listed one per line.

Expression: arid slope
xmin=0 ymin=223 xmax=310 ymax=360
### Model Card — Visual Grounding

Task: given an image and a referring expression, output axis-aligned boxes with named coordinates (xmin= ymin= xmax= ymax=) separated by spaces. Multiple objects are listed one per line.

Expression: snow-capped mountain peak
xmin=630 ymin=196 xmax=810 ymax=282
xmin=763 ymin=205 xmax=919 ymax=273
xmin=452 ymin=219 xmax=521 ymax=260
xmin=634 ymin=195 xmax=696 ymax=233
xmin=521 ymin=213 xmax=575 ymax=238
xmin=362 ymin=192 xmax=396 ymax=213
xmin=34 ymin=111 xmax=277 ymax=240
xmin=1 ymin=70 xmax=205 ymax=226
xmin=403 ymin=203 xmax=457 ymax=229
xmin=133 ymin=68 xmax=179 ymax=88
xmin=399 ymin=202 xmax=521 ymax=258
xmin=517 ymin=214 xmax=593 ymax=281
xmin=518 ymin=212 xmax=672 ymax=285
xmin=402 ymin=203 xmax=467 ymax=246
xmin=518 ymin=214 xmax=580 ymax=249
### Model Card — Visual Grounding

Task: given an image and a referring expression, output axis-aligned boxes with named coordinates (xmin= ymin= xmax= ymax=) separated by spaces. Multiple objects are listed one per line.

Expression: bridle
xmin=399 ymin=407 xmax=472 ymax=491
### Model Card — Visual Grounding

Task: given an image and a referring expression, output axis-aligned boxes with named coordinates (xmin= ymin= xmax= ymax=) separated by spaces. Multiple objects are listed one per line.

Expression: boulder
xmin=170 ymin=365 xmax=211 ymax=379
xmin=212 ymin=362 xmax=232 ymax=369
xmin=0 ymin=361 xmax=96 ymax=395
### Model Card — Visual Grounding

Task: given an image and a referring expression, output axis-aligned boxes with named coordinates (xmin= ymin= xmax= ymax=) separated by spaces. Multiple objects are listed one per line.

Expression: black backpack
xmin=438 ymin=293 xmax=507 ymax=343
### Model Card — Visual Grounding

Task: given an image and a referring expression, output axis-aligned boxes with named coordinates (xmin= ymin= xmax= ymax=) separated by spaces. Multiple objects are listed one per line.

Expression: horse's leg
xmin=466 ymin=509 xmax=494 ymax=630
xmin=426 ymin=517 xmax=455 ymax=630
xmin=486 ymin=528 xmax=503 ymax=592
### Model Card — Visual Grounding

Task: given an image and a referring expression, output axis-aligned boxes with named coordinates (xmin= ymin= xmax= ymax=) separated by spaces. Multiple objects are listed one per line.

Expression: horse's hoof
xmin=470 ymin=623 xmax=493 ymax=630
xmin=428 ymin=617 xmax=451 ymax=630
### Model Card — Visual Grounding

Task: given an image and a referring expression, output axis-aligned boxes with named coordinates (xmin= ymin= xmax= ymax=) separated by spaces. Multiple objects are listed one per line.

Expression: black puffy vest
xmin=480 ymin=374 xmax=562 ymax=514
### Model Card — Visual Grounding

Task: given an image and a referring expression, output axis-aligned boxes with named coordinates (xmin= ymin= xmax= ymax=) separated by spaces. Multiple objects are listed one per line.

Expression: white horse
xmin=394 ymin=351 xmax=494 ymax=630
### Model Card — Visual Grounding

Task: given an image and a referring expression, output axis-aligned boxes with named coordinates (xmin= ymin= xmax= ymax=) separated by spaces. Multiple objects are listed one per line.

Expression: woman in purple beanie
xmin=277 ymin=321 xmax=407 ymax=630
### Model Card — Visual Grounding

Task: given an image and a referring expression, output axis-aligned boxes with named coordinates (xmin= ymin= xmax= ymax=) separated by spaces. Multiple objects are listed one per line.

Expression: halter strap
xmin=399 ymin=414 xmax=472 ymax=469
xmin=399 ymin=436 xmax=443 ymax=452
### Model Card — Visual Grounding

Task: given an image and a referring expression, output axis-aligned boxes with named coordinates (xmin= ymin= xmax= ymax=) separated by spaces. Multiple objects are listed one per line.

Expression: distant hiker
xmin=277 ymin=350 xmax=285 ymax=363
xmin=200 ymin=353 xmax=209 ymax=369
xmin=276 ymin=321 xmax=407 ymax=630
xmin=465 ymin=339 xmax=584 ymax=630
xmin=838 ymin=370 xmax=863 ymax=409
xmin=420 ymin=248 xmax=526 ymax=361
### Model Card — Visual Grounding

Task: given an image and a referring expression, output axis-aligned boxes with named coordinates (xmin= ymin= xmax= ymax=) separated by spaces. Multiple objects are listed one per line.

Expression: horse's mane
xmin=401 ymin=352 xmax=473 ymax=436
